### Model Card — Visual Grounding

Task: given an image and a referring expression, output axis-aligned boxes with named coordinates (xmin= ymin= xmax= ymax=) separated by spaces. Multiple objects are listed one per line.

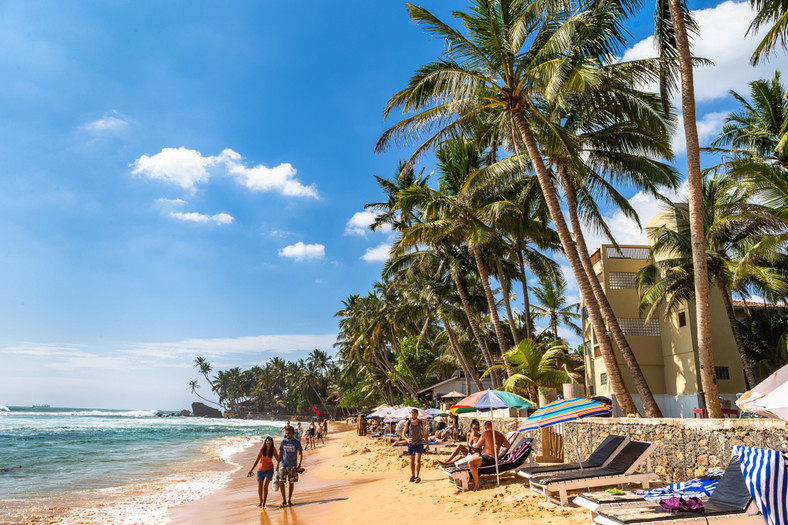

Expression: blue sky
xmin=1 ymin=1 xmax=786 ymax=410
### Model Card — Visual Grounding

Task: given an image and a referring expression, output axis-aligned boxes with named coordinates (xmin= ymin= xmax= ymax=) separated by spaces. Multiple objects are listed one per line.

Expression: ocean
xmin=0 ymin=405 xmax=285 ymax=524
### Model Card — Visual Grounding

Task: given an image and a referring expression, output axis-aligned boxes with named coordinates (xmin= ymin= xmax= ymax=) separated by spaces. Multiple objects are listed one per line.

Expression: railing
xmin=606 ymin=247 xmax=649 ymax=260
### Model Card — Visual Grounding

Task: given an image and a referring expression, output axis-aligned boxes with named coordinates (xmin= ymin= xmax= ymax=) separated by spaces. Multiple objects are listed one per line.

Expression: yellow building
xmin=583 ymin=215 xmax=747 ymax=417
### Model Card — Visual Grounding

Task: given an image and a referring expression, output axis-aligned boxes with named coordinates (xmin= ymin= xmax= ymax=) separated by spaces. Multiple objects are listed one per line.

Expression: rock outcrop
xmin=192 ymin=402 xmax=222 ymax=418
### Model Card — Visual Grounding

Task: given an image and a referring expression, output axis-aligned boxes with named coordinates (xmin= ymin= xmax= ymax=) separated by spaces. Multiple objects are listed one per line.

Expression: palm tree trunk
xmin=496 ymin=257 xmax=521 ymax=345
xmin=512 ymin=111 xmax=639 ymax=416
xmin=441 ymin=313 xmax=485 ymax=390
xmin=718 ymin=283 xmax=757 ymax=388
xmin=375 ymin=348 xmax=419 ymax=398
xmin=560 ymin=170 xmax=663 ymax=418
xmin=450 ymin=266 xmax=498 ymax=387
xmin=668 ymin=0 xmax=722 ymax=418
xmin=470 ymin=245 xmax=511 ymax=358
xmin=390 ymin=329 xmax=422 ymax=390
xmin=517 ymin=251 xmax=534 ymax=340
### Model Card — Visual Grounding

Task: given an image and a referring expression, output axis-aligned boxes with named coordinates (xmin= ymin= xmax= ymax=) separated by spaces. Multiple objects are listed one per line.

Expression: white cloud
xmin=132 ymin=147 xmax=213 ymax=191
xmin=278 ymin=241 xmax=325 ymax=261
xmin=131 ymin=147 xmax=318 ymax=198
xmin=170 ymin=212 xmax=234 ymax=225
xmin=48 ymin=356 xmax=130 ymax=371
xmin=344 ymin=210 xmax=392 ymax=236
xmin=124 ymin=333 xmax=338 ymax=359
xmin=156 ymin=197 xmax=187 ymax=206
xmin=671 ymin=111 xmax=731 ymax=154
xmin=578 ymin=179 xmax=689 ymax=251
xmin=361 ymin=243 xmax=391 ymax=262
xmin=622 ymin=1 xmax=788 ymax=103
xmin=80 ymin=110 xmax=131 ymax=133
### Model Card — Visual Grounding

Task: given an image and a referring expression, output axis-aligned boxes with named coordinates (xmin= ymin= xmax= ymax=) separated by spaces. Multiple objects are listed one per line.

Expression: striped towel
xmin=636 ymin=471 xmax=724 ymax=501
xmin=733 ymin=446 xmax=788 ymax=525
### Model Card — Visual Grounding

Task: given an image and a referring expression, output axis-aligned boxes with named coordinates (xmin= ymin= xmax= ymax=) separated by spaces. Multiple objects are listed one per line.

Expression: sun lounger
xmin=444 ymin=434 xmax=534 ymax=491
xmin=529 ymin=440 xmax=659 ymax=505
xmin=517 ymin=434 xmax=628 ymax=479
xmin=593 ymin=456 xmax=763 ymax=524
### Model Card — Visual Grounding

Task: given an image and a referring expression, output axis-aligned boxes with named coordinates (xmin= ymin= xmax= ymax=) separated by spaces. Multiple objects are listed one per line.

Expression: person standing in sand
xmin=278 ymin=426 xmax=303 ymax=507
xmin=280 ymin=421 xmax=293 ymax=435
xmin=401 ymin=408 xmax=429 ymax=483
xmin=467 ymin=421 xmax=509 ymax=491
xmin=247 ymin=436 xmax=279 ymax=508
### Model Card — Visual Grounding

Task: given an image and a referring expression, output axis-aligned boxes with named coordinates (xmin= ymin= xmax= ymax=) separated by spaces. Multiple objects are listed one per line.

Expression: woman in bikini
xmin=438 ymin=419 xmax=482 ymax=468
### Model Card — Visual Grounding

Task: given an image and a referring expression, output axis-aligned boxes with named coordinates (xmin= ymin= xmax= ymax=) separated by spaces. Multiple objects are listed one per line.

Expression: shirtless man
xmin=467 ymin=421 xmax=510 ymax=491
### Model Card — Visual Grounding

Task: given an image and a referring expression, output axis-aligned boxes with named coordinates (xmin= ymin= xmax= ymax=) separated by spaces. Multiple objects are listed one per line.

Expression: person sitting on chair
xmin=467 ymin=421 xmax=509 ymax=491
xmin=438 ymin=419 xmax=482 ymax=467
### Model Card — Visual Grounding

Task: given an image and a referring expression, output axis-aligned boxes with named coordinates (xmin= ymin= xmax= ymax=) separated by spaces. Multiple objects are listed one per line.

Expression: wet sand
xmin=167 ymin=423 xmax=591 ymax=525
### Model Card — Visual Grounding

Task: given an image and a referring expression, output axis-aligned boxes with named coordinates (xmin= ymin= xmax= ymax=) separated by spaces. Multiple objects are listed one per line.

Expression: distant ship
xmin=32 ymin=405 xmax=50 ymax=409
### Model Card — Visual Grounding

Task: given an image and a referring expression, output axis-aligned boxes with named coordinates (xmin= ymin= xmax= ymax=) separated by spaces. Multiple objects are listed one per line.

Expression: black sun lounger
xmin=593 ymin=457 xmax=762 ymax=525
xmin=444 ymin=435 xmax=534 ymax=491
xmin=517 ymin=434 xmax=628 ymax=479
xmin=529 ymin=440 xmax=659 ymax=505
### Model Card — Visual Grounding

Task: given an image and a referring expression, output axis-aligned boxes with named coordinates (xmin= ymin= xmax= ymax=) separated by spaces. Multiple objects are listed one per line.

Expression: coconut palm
xmin=187 ymin=379 xmax=221 ymax=407
xmin=484 ymin=339 xmax=572 ymax=403
xmin=377 ymin=0 xmax=644 ymax=415
xmin=749 ymin=0 xmax=788 ymax=64
xmin=529 ymin=275 xmax=582 ymax=341
xmin=638 ymin=172 xmax=788 ymax=389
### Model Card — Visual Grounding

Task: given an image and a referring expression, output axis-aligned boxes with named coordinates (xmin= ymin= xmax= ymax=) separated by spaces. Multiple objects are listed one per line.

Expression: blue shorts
xmin=407 ymin=444 xmax=424 ymax=456
xmin=257 ymin=469 xmax=273 ymax=482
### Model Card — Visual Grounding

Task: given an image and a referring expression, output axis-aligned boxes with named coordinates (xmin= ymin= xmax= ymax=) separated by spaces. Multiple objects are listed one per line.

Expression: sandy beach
xmin=167 ymin=423 xmax=588 ymax=525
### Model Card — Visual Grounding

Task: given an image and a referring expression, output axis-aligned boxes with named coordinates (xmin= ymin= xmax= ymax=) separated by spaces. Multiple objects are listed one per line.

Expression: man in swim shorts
xmin=467 ymin=421 xmax=509 ymax=491
xmin=401 ymin=408 xmax=429 ymax=483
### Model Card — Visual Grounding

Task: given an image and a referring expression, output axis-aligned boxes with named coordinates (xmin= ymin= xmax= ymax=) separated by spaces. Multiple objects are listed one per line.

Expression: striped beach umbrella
xmin=518 ymin=397 xmax=610 ymax=432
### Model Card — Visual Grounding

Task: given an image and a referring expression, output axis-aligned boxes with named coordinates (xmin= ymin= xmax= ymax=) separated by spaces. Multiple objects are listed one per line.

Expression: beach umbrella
xmin=384 ymin=406 xmax=432 ymax=422
xmin=450 ymin=389 xmax=535 ymax=485
xmin=426 ymin=408 xmax=449 ymax=417
xmin=737 ymin=363 xmax=788 ymax=420
xmin=366 ymin=405 xmax=395 ymax=419
xmin=518 ymin=397 xmax=611 ymax=469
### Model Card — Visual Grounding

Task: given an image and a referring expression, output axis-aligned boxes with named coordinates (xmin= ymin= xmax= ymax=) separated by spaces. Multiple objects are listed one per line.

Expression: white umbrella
xmin=737 ymin=363 xmax=788 ymax=420
xmin=383 ymin=406 xmax=432 ymax=422
xmin=367 ymin=405 xmax=394 ymax=419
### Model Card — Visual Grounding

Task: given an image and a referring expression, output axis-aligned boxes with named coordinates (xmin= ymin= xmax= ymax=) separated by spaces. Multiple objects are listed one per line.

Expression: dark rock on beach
xmin=192 ymin=402 xmax=222 ymax=418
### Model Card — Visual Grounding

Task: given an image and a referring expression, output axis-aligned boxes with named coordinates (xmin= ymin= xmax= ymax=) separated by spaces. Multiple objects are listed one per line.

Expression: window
xmin=584 ymin=340 xmax=592 ymax=356
xmin=715 ymin=366 xmax=730 ymax=380
xmin=609 ymin=272 xmax=638 ymax=289
xmin=606 ymin=247 xmax=649 ymax=260
xmin=593 ymin=345 xmax=601 ymax=358
xmin=600 ymin=373 xmax=608 ymax=385
xmin=618 ymin=318 xmax=661 ymax=337
xmin=678 ymin=312 xmax=687 ymax=327
xmin=582 ymin=307 xmax=588 ymax=321
xmin=589 ymin=385 xmax=596 ymax=396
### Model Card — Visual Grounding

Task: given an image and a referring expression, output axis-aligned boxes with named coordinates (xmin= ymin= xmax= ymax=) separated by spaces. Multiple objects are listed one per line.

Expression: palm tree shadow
xmin=288 ymin=497 xmax=348 ymax=508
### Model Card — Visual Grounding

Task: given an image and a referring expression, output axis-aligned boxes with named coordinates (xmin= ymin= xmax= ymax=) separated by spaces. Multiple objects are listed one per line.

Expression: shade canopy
xmin=366 ymin=405 xmax=394 ymax=419
xmin=426 ymin=408 xmax=449 ymax=417
xmin=383 ymin=406 xmax=432 ymax=422
xmin=450 ymin=389 xmax=534 ymax=414
xmin=518 ymin=397 xmax=611 ymax=432
xmin=737 ymin=363 xmax=788 ymax=421
xmin=440 ymin=391 xmax=466 ymax=399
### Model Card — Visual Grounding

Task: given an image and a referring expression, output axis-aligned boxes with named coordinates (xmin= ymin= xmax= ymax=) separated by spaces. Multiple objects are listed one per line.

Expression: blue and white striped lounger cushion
xmin=635 ymin=471 xmax=724 ymax=501
xmin=733 ymin=445 xmax=788 ymax=525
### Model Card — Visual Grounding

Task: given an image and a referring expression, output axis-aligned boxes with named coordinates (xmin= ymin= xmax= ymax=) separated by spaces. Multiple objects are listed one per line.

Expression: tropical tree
xmin=484 ymin=339 xmax=572 ymax=404
xmin=637 ymin=173 xmax=788 ymax=389
xmin=377 ymin=0 xmax=648 ymax=415
xmin=749 ymin=0 xmax=788 ymax=64
xmin=187 ymin=379 xmax=221 ymax=407
xmin=738 ymin=305 xmax=788 ymax=381
xmin=529 ymin=275 xmax=582 ymax=341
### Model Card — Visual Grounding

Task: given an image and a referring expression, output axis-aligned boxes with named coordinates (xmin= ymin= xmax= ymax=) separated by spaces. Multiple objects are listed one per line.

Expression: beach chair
xmin=446 ymin=434 xmax=535 ymax=491
xmin=529 ymin=440 xmax=659 ymax=505
xmin=517 ymin=434 xmax=628 ymax=479
xmin=592 ymin=455 xmax=765 ymax=525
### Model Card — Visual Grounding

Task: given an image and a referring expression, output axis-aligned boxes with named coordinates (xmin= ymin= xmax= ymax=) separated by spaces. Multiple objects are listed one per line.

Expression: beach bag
xmin=659 ymin=497 xmax=705 ymax=513
xmin=272 ymin=470 xmax=280 ymax=491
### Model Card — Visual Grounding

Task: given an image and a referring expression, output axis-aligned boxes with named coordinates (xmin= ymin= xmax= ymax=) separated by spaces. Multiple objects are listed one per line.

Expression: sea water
xmin=0 ymin=406 xmax=284 ymax=524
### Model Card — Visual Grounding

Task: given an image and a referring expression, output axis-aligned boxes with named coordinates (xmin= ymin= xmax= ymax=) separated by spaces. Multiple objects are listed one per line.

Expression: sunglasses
xmin=472 ymin=426 xmax=479 ymax=430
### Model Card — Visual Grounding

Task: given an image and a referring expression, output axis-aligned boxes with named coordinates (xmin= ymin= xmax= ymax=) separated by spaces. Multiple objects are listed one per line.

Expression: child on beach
xmin=247 ymin=436 xmax=280 ymax=508
xmin=295 ymin=422 xmax=302 ymax=441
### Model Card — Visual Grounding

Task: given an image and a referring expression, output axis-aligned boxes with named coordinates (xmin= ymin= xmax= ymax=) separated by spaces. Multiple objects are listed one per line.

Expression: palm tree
xmin=710 ymin=72 xmax=788 ymax=217
xmin=484 ymin=339 xmax=572 ymax=404
xmin=187 ymin=379 xmax=221 ymax=407
xmin=377 ymin=0 xmax=643 ymax=415
xmin=749 ymin=0 xmax=788 ymax=64
xmin=530 ymin=275 xmax=582 ymax=342
xmin=637 ymin=173 xmax=788 ymax=389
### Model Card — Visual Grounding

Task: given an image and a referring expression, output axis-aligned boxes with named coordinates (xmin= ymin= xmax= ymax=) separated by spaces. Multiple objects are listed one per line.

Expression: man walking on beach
xmin=278 ymin=426 xmax=303 ymax=507
xmin=401 ymin=408 xmax=429 ymax=483
xmin=467 ymin=421 xmax=509 ymax=491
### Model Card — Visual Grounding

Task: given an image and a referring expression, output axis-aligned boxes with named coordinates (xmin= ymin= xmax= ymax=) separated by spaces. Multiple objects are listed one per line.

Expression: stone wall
xmin=569 ymin=417 xmax=788 ymax=483
xmin=458 ymin=415 xmax=788 ymax=484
